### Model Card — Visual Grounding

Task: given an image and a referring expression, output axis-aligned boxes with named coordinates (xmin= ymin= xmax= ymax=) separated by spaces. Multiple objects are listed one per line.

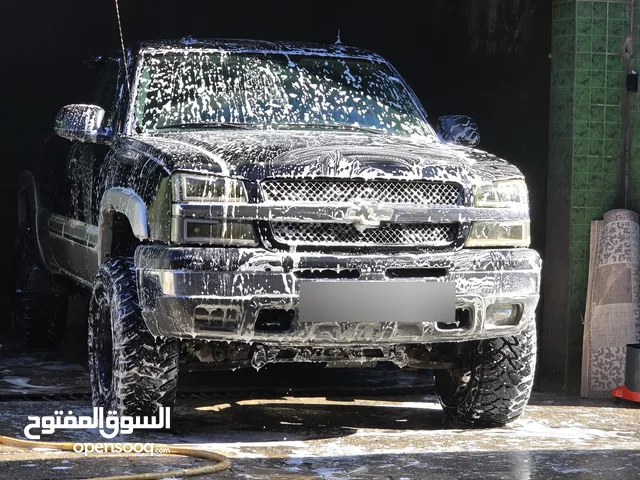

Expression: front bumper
xmin=135 ymin=246 xmax=541 ymax=345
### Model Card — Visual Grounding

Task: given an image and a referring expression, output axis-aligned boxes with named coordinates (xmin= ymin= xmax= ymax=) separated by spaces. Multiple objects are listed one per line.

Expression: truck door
xmin=48 ymin=59 xmax=122 ymax=285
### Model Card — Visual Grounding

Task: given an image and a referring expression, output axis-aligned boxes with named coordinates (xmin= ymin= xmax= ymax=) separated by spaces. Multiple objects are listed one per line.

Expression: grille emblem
xmin=343 ymin=203 xmax=394 ymax=232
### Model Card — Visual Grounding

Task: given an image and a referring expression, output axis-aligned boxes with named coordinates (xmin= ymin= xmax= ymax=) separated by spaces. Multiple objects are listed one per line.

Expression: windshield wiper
xmin=156 ymin=122 xmax=256 ymax=130
xmin=275 ymin=123 xmax=386 ymax=135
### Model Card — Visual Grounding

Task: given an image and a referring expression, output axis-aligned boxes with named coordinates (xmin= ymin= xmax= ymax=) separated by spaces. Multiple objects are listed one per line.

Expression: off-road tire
xmin=88 ymin=257 xmax=179 ymax=416
xmin=10 ymin=225 xmax=68 ymax=349
xmin=435 ymin=321 xmax=537 ymax=427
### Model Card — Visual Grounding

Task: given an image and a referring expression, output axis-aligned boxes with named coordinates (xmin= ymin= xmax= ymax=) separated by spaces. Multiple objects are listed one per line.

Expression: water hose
xmin=0 ymin=435 xmax=231 ymax=480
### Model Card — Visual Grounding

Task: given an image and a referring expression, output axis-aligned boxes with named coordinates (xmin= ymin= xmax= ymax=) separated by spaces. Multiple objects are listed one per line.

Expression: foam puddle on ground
xmin=162 ymin=397 xmax=640 ymax=461
xmin=1 ymin=377 xmax=60 ymax=391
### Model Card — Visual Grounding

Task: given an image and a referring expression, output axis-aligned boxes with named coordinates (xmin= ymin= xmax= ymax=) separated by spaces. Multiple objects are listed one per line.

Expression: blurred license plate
xmin=299 ymin=281 xmax=455 ymax=324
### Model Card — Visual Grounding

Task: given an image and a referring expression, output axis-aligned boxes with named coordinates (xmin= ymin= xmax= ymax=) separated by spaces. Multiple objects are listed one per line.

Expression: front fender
xmin=98 ymin=188 xmax=149 ymax=264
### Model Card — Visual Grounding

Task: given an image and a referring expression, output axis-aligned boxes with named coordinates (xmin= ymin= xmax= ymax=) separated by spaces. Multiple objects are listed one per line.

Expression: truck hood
xmin=128 ymin=129 xmax=522 ymax=184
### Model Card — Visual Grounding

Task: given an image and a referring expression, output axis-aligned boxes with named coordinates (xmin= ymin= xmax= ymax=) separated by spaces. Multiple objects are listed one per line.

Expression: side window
xmin=94 ymin=60 xmax=121 ymax=133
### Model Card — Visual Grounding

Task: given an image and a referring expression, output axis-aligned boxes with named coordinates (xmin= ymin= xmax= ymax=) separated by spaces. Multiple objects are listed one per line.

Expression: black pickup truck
xmin=12 ymin=38 xmax=541 ymax=426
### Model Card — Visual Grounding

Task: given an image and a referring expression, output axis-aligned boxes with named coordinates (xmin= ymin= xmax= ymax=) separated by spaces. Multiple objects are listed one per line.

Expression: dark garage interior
xmin=0 ymin=0 xmax=552 ymax=368
xmin=2 ymin=1 xmax=640 ymax=479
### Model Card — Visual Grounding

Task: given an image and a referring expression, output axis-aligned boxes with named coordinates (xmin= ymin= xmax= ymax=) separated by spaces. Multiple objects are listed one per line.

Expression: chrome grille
xmin=271 ymin=222 xmax=457 ymax=247
xmin=261 ymin=180 xmax=461 ymax=205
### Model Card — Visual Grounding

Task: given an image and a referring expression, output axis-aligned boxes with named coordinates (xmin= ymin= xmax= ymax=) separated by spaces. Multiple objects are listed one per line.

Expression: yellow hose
xmin=0 ymin=435 xmax=231 ymax=480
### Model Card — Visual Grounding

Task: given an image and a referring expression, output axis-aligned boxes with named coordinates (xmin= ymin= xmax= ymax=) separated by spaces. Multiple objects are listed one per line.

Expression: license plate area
xmin=299 ymin=281 xmax=455 ymax=324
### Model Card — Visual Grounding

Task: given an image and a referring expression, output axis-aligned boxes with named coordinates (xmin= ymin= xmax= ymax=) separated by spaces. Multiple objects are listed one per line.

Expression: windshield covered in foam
xmin=134 ymin=50 xmax=433 ymax=138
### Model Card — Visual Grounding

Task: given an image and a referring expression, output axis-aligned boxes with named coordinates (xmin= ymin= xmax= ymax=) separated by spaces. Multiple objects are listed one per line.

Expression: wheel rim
xmin=441 ymin=368 xmax=473 ymax=406
xmin=92 ymin=292 xmax=114 ymax=395
xmin=438 ymin=343 xmax=480 ymax=408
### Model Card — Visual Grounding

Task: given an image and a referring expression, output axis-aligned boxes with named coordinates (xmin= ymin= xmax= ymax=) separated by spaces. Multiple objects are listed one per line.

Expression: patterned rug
xmin=582 ymin=209 xmax=640 ymax=398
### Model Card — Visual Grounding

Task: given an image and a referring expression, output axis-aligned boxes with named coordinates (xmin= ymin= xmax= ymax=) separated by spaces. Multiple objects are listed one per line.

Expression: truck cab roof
xmin=135 ymin=37 xmax=386 ymax=61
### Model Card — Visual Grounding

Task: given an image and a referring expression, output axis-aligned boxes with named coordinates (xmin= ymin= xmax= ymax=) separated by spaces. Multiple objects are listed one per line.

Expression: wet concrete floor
xmin=1 ymin=335 xmax=639 ymax=479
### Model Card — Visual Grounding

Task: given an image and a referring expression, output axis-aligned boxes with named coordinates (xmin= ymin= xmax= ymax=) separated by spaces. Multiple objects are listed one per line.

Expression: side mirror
xmin=436 ymin=115 xmax=481 ymax=147
xmin=54 ymin=104 xmax=105 ymax=143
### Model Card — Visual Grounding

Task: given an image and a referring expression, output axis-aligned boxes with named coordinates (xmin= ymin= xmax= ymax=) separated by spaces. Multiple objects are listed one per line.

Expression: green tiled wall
xmin=631 ymin=1 xmax=640 ymax=211
xmin=545 ymin=0 xmax=629 ymax=391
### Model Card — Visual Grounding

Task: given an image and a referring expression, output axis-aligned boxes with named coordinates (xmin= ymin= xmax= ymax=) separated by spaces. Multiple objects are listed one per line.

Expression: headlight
xmin=475 ymin=179 xmax=528 ymax=208
xmin=172 ymin=173 xmax=247 ymax=203
xmin=465 ymin=221 xmax=530 ymax=247
xmin=171 ymin=173 xmax=256 ymax=246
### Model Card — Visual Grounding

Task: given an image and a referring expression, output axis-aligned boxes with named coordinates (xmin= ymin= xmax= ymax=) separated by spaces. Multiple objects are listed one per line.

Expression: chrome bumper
xmin=135 ymin=246 xmax=541 ymax=345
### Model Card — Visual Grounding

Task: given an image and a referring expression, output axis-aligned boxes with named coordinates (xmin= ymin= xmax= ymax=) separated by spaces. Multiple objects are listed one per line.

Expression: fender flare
xmin=17 ymin=171 xmax=38 ymax=226
xmin=98 ymin=188 xmax=149 ymax=264
xmin=16 ymin=171 xmax=49 ymax=268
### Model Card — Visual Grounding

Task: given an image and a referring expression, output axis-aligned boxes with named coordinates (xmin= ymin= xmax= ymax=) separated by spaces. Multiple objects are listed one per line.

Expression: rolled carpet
xmin=582 ymin=209 xmax=640 ymax=398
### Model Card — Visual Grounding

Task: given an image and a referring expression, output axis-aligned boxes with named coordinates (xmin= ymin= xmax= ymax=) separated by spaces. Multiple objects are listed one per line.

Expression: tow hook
xmin=251 ymin=344 xmax=280 ymax=370
xmin=394 ymin=345 xmax=409 ymax=367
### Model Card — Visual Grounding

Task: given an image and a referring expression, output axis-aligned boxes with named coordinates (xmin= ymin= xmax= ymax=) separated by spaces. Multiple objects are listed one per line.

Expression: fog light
xmin=465 ymin=221 xmax=530 ymax=247
xmin=194 ymin=306 xmax=240 ymax=333
xmin=486 ymin=303 xmax=521 ymax=326
xmin=184 ymin=219 xmax=257 ymax=246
